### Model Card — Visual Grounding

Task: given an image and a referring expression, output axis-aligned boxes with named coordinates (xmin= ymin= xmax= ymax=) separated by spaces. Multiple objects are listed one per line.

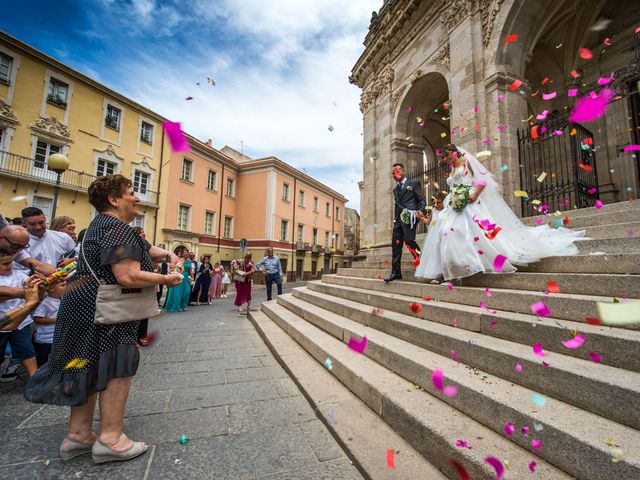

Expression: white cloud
xmin=85 ymin=0 xmax=381 ymax=210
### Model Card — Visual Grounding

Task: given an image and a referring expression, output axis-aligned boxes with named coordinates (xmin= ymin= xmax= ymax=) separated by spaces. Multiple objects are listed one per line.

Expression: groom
xmin=385 ymin=163 xmax=426 ymax=282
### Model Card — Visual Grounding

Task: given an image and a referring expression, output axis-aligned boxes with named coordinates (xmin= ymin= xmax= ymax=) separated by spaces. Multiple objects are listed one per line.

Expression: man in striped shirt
xmin=256 ymin=248 xmax=284 ymax=301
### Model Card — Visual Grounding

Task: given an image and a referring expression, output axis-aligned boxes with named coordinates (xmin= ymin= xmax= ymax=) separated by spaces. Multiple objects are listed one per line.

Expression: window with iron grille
xmin=34 ymin=140 xmax=61 ymax=169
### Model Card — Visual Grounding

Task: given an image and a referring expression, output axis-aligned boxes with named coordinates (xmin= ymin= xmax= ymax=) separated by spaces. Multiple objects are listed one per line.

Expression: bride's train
xmin=415 ymin=146 xmax=587 ymax=282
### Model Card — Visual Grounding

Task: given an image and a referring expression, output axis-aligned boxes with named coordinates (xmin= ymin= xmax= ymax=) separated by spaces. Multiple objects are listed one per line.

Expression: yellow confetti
xmin=476 ymin=151 xmax=492 ymax=158
xmin=531 ymin=199 xmax=541 ymax=205
xmin=554 ymin=211 xmax=562 ymax=216
xmin=537 ymin=172 xmax=547 ymax=182
xmin=408 ymin=143 xmax=415 ymax=148
xmin=440 ymin=132 xmax=447 ymax=138
xmin=611 ymin=448 xmax=624 ymax=463
xmin=570 ymin=128 xmax=577 ymax=135
xmin=65 ymin=358 xmax=89 ymax=370
xmin=514 ymin=190 xmax=529 ymax=198
xmin=521 ymin=115 xmax=534 ymax=122
xmin=597 ymin=301 xmax=640 ymax=325
xmin=607 ymin=438 xmax=616 ymax=446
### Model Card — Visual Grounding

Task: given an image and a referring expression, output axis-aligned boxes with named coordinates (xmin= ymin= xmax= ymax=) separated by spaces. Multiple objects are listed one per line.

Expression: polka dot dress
xmin=24 ymin=213 xmax=153 ymax=406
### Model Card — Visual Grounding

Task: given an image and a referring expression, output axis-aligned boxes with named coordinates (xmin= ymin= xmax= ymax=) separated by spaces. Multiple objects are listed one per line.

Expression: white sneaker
xmin=0 ymin=362 xmax=20 ymax=383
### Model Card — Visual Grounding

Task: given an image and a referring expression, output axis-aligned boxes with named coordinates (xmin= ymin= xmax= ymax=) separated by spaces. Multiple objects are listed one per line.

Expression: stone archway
xmin=392 ymin=72 xmax=451 ymax=232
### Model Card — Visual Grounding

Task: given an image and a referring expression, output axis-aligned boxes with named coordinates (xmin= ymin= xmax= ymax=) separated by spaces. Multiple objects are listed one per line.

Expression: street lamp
xmin=47 ymin=153 xmax=70 ymax=219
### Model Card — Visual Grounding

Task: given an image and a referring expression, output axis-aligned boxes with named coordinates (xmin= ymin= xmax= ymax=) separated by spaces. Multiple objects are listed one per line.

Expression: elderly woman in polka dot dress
xmin=25 ymin=175 xmax=182 ymax=465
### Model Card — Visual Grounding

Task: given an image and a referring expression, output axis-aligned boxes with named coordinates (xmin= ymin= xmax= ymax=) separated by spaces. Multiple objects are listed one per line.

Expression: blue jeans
xmin=265 ymin=273 xmax=282 ymax=301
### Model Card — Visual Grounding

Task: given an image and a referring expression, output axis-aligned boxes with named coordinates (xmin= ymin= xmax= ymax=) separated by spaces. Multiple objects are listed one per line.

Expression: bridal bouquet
xmin=450 ymin=184 xmax=472 ymax=212
xmin=400 ymin=208 xmax=413 ymax=225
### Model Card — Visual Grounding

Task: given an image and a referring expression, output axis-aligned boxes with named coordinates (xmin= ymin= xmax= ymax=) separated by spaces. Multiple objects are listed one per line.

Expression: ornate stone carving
xmin=359 ymin=64 xmax=396 ymax=112
xmin=0 ymin=100 xmax=19 ymax=128
xmin=428 ymin=43 xmax=450 ymax=71
xmin=480 ymin=0 xmax=506 ymax=46
xmin=132 ymin=156 xmax=156 ymax=171
xmin=392 ymin=84 xmax=409 ymax=111
xmin=441 ymin=0 xmax=473 ymax=32
xmin=28 ymin=116 xmax=73 ymax=144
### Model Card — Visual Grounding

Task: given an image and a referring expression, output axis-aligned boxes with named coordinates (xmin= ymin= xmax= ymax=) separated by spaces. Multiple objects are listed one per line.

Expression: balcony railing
xmin=311 ymin=244 xmax=322 ymax=255
xmin=0 ymin=151 xmax=159 ymax=206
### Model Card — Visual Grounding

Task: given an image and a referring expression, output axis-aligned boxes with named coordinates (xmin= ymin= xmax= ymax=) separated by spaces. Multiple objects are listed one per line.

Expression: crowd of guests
xmin=0 ymin=173 xmax=286 ymax=466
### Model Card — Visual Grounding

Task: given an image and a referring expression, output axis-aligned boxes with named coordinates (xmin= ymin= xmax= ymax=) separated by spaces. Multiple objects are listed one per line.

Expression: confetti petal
xmin=532 ymin=393 xmax=548 ymax=406
xmin=579 ymin=47 xmax=593 ymax=59
xmin=546 ymin=281 xmax=560 ymax=293
xmin=509 ymin=79 xmax=523 ymax=91
xmin=504 ymin=34 xmax=518 ymax=44
xmin=432 ymin=369 xmax=444 ymax=390
xmin=589 ymin=351 xmax=602 ymax=363
xmin=597 ymin=301 xmax=640 ymax=325
xmin=542 ymin=91 xmax=557 ymax=100
xmin=623 ymin=144 xmax=640 ymax=152
xmin=409 ymin=302 xmax=423 ymax=314
xmin=595 ymin=199 xmax=603 ymax=209
xmin=515 ymin=363 xmax=523 ymax=372
xmin=514 ymin=190 xmax=529 ymax=198
xmin=568 ymin=88 xmax=578 ymax=97
xmin=493 ymin=254 xmax=508 ymax=272
xmin=386 ymin=449 xmax=395 ymax=470
xmin=484 ymin=456 xmax=505 ymax=479
xmin=569 ymin=88 xmax=615 ymax=123
xmin=451 ymin=459 xmax=471 ymax=480
xmin=529 ymin=461 xmax=537 ymax=472
xmin=485 ymin=287 xmax=491 ymax=297
xmin=531 ymin=302 xmax=552 ymax=317
xmin=531 ymin=439 xmax=542 ymax=450
xmin=503 ymin=422 xmax=515 ymax=436
xmin=532 ymin=343 xmax=547 ymax=356
xmin=561 ymin=333 xmax=586 ymax=349
xmin=348 ymin=335 xmax=368 ymax=353
xmin=163 ymin=121 xmax=191 ymax=152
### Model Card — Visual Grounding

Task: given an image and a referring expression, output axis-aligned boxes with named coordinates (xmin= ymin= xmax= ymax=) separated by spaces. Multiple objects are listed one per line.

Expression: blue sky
xmin=2 ymin=0 xmax=381 ymax=211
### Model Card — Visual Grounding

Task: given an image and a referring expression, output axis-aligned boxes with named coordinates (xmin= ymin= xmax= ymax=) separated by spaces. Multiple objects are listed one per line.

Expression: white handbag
xmin=82 ymin=242 xmax=160 ymax=325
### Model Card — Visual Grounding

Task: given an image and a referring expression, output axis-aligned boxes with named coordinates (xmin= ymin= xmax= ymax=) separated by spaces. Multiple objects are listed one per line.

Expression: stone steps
xmin=337 ymin=267 xmax=640 ymax=298
xmin=268 ymin=292 xmax=640 ymax=480
xmin=521 ymin=201 xmax=640 ymax=226
xmin=290 ymin=285 xmax=640 ymax=430
xmin=249 ymin=309 xmax=447 ymax=480
xmin=353 ymin=252 xmax=640 ymax=274
xmin=316 ymin=276 xmax=640 ymax=364
xmin=258 ymin=301 xmax=574 ymax=480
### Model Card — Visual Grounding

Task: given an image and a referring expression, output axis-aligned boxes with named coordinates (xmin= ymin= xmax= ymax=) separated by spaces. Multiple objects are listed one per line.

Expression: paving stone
xmin=229 ymin=396 xmax=316 ymax=433
xmin=143 ymin=349 xmax=225 ymax=364
xmin=298 ymin=419 xmax=345 ymax=462
xmin=147 ymin=424 xmax=320 ymax=480
xmin=179 ymin=356 xmax=262 ymax=374
xmin=225 ymin=365 xmax=289 ymax=384
xmin=134 ymin=370 xmax=227 ymax=391
xmin=255 ymin=457 xmax=362 ymax=480
xmin=272 ymin=377 xmax=306 ymax=398
xmin=167 ymin=379 xmax=282 ymax=411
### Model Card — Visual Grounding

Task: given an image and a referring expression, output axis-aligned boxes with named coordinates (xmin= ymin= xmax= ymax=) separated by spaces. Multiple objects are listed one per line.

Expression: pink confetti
xmin=532 ymin=343 xmax=547 ymax=357
xmin=569 ymin=88 xmax=615 ymax=123
xmin=595 ymin=199 xmax=603 ymax=209
xmin=493 ymin=254 xmax=508 ymax=272
xmin=567 ymin=88 xmax=578 ymax=97
xmin=521 ymin=426 xmax=530 ymax=435
xmin=473 ymin=237 xmax=480 ymax=242
xmin=579 ymin=47 xmax=593 ymax=59
xmin=497 ymin=95 xmax=504 ymax=102
xmin=484 ymin=456 xmax=505 ymax=479
xmin=405 ymin=106 xmax=413 ymax=113
xmin=597 ymin=73 xmax=614 ymax=85
xmin=447 ymin=283 xmax=455 ymax=291
xmin=542 ymin=361 xmax=550 ymax=367
xmin=432 ymin=369 xmax=458 ymax=397
xmin=542 ymin=91 xmax=557 ymax=100
xmin=561 ymin=333 xmax=585 ymax=349
xmin=485 ymin=288 xmax=491 ymax=297
xmin=531 ymin=301 xmax=552 ymax=317
xmin=473 ymin=179 xmax=487 ymax=187
xmin=529 ymin=461 xmax=537 ymax=472
xmin=504 ymin=422 xmax=515 ymax=436
xmin=163 ymin=121 xmax=191 ymax=152
xmin=456 ymin=440 xmax=472 ymax=449
xmin=588 ymin=187 xmax=598 ymax=194
xmin=589 ymin=351 xmax=602 ymax=363
xmin=348 ymin=335 xmax=368 ymax=354
xmin=480 ymin=302 xmax=497 ymax=315
xmin=535 ymin=218 xmax=543 ymax=225
xmin=451 ymin=349 xmax=460 ymax=365
xmin=515 ymin=363 xmax=523 ymax=372
xmin=536 ymin=110 xmax=549 ymax=120
xmin=623 ymin=144 xmax=640 ymax=153
xmin=531 ymin=439 xmax=542 ymax=450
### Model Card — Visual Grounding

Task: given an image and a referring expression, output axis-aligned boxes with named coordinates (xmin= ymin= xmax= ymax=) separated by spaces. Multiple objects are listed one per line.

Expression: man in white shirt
xmin=21 ymin=207 xmax=76 ymax=268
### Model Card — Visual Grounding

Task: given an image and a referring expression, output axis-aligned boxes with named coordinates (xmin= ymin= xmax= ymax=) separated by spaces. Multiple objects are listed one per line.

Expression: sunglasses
xmin=4 ymin=239 xmax=29 ymax=250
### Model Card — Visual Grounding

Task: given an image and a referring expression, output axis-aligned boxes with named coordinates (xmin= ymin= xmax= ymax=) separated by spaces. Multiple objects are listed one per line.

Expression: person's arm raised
xmin=18 ymin=257 xmax=56 ymax=276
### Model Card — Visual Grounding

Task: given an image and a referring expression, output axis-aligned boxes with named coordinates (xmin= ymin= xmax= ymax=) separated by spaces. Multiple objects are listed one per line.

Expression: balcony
xmin=311 ymin=244 xmax=322 ymax=255
xmin=0 ymin=151 xmax=159 ymax=206
xmin=296 ymin=241 xmax=310 ymax=252
xmin=324 ymin=246 xmax=332 ymax=256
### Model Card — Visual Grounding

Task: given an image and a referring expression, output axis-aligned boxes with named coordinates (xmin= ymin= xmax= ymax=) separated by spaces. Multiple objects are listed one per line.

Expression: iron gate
xmin=405 ymin=154 xmax=448 ymax=235
xmin=517 ymin=116 xmax=599 ymax=217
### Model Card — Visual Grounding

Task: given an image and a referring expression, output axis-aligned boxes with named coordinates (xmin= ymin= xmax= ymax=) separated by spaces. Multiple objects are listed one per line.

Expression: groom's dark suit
xmin=391 ymin=178 xmax=426 ymax=276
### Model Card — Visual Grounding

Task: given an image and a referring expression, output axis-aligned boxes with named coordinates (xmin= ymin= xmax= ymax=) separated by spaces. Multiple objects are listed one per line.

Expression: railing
xmin=311 ymin=244 xmax=322 ymax=255
xmin=0 ymin=151 xmax=159 ymax=205
xmin=0 ymin=150 xmax=95 ymax=192
xmin=517 ymin=116 xmax=599 ymax=217
xmin=405 ymin=155 xmax=448 ymax=235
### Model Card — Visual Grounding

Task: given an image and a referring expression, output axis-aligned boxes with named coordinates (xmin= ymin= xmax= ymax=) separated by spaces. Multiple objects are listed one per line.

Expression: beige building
xmin=343 ymin=207 xmax=360 ymax=265
xmin=351 ymin=0 xmax=640 ymax=249
xmin=157 ymin=141 xmax=347 ymax=281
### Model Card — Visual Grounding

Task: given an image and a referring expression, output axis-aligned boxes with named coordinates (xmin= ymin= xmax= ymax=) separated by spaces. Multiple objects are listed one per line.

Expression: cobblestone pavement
xmin=0 ymin=282 xmax=363 ymax=480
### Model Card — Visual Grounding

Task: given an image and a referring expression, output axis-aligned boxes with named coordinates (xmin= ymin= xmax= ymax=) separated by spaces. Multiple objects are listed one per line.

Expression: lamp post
xmin=47 ymin=153 xmax=70 ymax=219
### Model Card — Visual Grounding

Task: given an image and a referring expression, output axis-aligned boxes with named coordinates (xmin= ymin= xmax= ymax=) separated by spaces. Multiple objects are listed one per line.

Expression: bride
xmin=415 ymin=144 xmax=586 ymax=283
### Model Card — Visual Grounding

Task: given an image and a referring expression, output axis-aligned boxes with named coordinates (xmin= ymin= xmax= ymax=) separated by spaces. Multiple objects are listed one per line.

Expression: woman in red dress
xmin=232 ymin=253 xmax=254 ymax=315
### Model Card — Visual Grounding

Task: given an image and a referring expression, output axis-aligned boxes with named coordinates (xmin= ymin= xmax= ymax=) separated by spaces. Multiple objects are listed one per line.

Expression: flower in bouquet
xmin=400 ymin=208 xmax=412 ymax=224
xmin=450 ymin=185 xmax=472 ymax=212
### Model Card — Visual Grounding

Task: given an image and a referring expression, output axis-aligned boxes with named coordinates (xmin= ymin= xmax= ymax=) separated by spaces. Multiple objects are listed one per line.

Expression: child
xmin=221 ymin=266 xmax=231 ymax=298
xmin=0 ymin=249 xmax=44 ymax=378
xmin=32 ymin=279 xmax=66 ymax=367
xmin=417 ymin=191 xmax=446 ymax=226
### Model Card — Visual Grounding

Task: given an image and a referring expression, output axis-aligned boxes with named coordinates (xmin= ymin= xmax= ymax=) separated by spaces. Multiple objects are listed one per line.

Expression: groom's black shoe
xmin=384 ymin=273 xmax=403 ymax=282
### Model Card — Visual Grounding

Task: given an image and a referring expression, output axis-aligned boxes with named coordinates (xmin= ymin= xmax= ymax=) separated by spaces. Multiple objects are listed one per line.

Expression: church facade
xmin=351 ymin=0 xmax=640 ymax=248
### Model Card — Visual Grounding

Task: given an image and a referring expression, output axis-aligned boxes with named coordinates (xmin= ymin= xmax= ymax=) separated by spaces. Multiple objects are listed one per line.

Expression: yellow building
xmin=0 ymin=31 xmax=167 ymax=233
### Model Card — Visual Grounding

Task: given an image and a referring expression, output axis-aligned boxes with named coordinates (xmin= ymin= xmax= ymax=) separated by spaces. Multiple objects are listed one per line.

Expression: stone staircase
xmin=249 ymin=201 xmax=640 ymax=479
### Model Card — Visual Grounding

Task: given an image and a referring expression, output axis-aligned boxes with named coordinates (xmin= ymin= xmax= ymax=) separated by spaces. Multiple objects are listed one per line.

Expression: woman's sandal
xmin=138 ymin=338 xmax=149 ymax=347
xmin=91 ymin=439 xmax=148 ymax=464
xmin=60 ymin=438 xmax=96 ymax=461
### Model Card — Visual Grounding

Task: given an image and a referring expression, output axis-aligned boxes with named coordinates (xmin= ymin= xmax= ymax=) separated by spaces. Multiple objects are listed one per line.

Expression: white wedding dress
xmin=415 ymin=148 xmax=587 ymax=281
